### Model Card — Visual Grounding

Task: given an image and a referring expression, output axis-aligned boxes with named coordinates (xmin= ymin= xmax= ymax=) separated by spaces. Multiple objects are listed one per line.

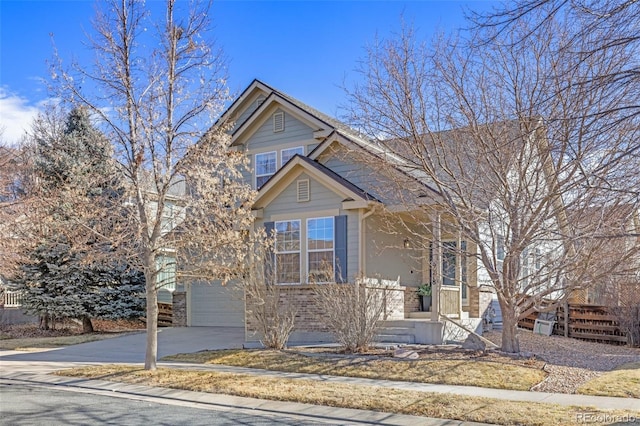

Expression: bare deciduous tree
xmin=313 ymin=277 xmax=388 ymax=353
xmin=345 ymin=13 xmax=640 ymax=352
xmin=244 ymin=236 xmax=297 ymax=350
xmin=51 ymin=0 xmax=255 ymax=369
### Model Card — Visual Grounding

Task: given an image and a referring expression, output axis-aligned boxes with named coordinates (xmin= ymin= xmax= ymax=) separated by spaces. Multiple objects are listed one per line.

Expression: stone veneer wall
xmin=468 ymin=286 xmax=494 ymax=319
xmin=404 ymin=287 xmax=420 ymax=314
xmin=172 ymin=291 xmax=187 ymax=327
xmin=245 ymin=284 xmax=406 ymax=339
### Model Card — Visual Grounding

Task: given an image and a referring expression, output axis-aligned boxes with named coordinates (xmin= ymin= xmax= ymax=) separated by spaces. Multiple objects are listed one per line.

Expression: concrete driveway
xmin=0 ymin=327 xmax=245 ymax=364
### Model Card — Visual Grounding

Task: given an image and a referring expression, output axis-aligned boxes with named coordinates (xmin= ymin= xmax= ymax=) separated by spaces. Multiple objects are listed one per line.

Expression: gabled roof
xmin=230 ymin=92 xmax=332 ymax=145
xmin=220 ymin=79 xmax=368 ymax=147
xmin=253 ymin=154 xmax=378 ymax=209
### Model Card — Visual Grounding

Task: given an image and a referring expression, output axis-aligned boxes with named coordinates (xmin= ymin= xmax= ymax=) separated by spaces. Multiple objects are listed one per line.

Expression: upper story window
xmin=255 ymin=147 xmax=305 ymax=189
xmin=256 ymin=151 xmax=276 ymax=188
xmin=281 ymin=146 xmax=304 ymax=166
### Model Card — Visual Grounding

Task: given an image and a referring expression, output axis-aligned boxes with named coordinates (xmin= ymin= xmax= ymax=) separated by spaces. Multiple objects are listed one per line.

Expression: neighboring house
xmin=580 ymin=204 xmax=640 ymax=306
xmin=180 ymin=79 xmax=509 ymax=343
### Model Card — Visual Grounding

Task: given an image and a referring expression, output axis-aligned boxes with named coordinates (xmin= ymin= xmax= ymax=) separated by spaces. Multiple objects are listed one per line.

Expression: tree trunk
xmin=144 ymin=277 xmax=159 ymax=371
xmin=40 ymin=314 xmax=49 ymax=330
xmin=499 ymin=298 xmax=520 ymax=353
xmin=82 ymin=316 xmax=94 ymax=333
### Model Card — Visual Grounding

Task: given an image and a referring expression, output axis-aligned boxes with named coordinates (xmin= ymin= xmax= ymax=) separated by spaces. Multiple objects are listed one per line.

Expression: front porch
xmin=376 ymin=317 xmax=483 ymax=345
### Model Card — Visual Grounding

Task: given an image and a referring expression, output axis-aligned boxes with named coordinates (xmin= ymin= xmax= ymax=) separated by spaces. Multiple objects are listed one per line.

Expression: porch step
xmin=379 ymin=320 xmax=417 ymax=328
xmin=408 ymin=311 xmax=469 ymax=319
xmin=378 ymin=326 xmax=416 ymax=336
xmin=376 ymin=320 xmax=417 ymax=344
xmin=376 ymin=333 xmax=416 ymax=344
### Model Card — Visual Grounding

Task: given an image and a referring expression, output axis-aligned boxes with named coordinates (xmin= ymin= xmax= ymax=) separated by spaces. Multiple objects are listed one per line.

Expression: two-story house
xmin=179 ymin=79 xmax=504 ymax=344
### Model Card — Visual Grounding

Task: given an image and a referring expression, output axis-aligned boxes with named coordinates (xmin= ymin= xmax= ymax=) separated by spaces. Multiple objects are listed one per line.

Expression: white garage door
xmin=189 ymin=282 xmax=245 ymax=327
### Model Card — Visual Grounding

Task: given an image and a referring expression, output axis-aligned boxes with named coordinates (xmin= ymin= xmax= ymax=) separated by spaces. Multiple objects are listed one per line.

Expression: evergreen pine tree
xmin=12 ymin=108 xmax=145 ymax=331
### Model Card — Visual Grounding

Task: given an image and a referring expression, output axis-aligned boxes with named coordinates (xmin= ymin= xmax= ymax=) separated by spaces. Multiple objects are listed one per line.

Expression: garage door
xmin=189 ymin=281 xmax=245 ymax=327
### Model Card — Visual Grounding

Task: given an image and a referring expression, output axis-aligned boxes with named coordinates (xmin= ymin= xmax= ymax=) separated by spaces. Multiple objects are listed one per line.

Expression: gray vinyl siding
xmin=231 ymin=92 xmax=268 ymax=132
xmin=263 ymin=172 xmax=343 ymax=216
xmin=320 ymin=151 xmax=390 ymax=202
xmin=260 ymin=173 xmax=359 ymax=283
xmin=364 ymin=214 xmax=422 ymax=286
xmin=245 ymin=109 xmax=314 ymax=152
xmin=158 ymin=289 xmax=173 ymax=304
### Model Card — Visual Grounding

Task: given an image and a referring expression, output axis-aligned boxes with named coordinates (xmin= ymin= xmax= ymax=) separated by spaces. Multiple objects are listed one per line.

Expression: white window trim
xmin=306 ymin=216 xmax=335 ymax=284
xmin=275 ymin=220 xmax=301 ymax=285
xmin=255 ymin=151 xmax=276 ymax=189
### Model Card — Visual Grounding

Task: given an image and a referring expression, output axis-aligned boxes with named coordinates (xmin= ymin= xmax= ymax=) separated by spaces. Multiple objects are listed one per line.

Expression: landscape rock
xmin=393 ymin=348 xmax=419 ymax=359
xmin=461 ymin=333 xmax=486 ymax=351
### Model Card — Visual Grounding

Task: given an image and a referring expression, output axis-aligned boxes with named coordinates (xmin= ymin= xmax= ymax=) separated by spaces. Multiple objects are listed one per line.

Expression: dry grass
xmin=163 ymin=349 xmax=545 ymax=391
xmin=0 ymin=332 xmax=134 ymax=350
xmin=577 ymin=362 xmax=640 ymax=398
xmin=57 ymin=365 xmax=638 ymax=426
xmin=0 ymin=320 xmax=143 ymax=350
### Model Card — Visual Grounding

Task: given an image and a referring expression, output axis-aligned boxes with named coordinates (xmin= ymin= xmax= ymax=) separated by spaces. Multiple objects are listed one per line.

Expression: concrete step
xmin=407 ymin=311 xmax=432 ymax=319
xmin=408 ymin=311 xmax=470 ymax=319
xmin=376 ymin=334 xmax=416 ymax=344
xmin=377 ymin=326 xmax=416 ymax=336
xmin=379 ymin=320 xmax=417 ymax=328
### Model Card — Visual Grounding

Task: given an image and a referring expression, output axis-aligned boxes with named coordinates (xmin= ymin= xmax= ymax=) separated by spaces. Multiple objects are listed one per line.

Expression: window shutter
xmin=273 ymin=112 xmax=284 ymax=132
xmin=334 ymin=215 xmax=347 ymax=283
xmin=264 ymin=221 xmax=275 ymax=283
xmin=297 ymin=179 xmax=310 ymax=202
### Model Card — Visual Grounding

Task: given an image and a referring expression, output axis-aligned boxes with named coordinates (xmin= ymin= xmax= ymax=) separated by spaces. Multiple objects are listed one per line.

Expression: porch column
xmin=456 ymin=230 xmax=463 ymax=318
xmin=431 ymin=212 xmax=442 ymax=321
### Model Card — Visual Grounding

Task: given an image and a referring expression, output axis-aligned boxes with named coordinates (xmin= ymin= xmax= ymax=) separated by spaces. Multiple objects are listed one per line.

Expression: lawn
xmin=0 ymin=320 xmax=143 ymax=351
xmin=57 ymin=365 xmax=639 ymax=426
xmin=0 ymin=333 xmax=133 ymax=351
xmin=162 ymin=348 xmax=546 ymax=391
xmin=578 ymin=362 xmax=640 ymax=398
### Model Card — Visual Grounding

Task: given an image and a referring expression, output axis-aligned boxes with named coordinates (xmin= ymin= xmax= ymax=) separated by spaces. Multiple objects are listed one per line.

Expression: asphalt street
xmin=0 ymin=382 xmax=334 ymax=426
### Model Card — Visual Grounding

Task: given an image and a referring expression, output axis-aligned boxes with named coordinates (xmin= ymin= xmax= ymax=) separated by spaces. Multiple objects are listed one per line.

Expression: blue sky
xmin=0 ymin=0 xmax=497 ymax=143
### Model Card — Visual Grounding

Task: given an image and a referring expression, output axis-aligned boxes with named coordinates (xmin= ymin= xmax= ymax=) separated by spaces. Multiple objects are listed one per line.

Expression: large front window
xmin=275 ymin=220 xmax=301 ymax=284
xmin=256 ymin=151 xmax=276 ymax=188
xmin=307 ymin=217 xmax=334 ymax=282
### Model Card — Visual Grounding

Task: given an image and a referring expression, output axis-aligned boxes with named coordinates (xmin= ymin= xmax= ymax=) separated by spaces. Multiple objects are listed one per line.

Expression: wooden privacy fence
xmin=556 ymin=304 xmax=627 ymax=345
xmin=518 ymin=303 xmax=629 ymax=345
xmin=141 ymin=302 xmax=173 ymax=327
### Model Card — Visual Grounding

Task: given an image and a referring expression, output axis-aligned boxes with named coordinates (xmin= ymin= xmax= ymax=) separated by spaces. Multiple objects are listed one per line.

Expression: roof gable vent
xmin=297 ymin=179 xmax=310 ymax=202
xmin=256 ymin=96 xmax=266 ymax=108
xmin=273 ymin=112 xmax=285 ymax=133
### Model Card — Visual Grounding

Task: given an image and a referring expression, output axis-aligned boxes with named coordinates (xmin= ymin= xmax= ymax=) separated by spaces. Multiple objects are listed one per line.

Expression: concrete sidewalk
xmin=1 ymin=327 xmax=638 ymax=421
xmin=0 ymin=371 xmax=487 ymax=426
xmin=158 ymin=361 xmax=640 ymax=411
